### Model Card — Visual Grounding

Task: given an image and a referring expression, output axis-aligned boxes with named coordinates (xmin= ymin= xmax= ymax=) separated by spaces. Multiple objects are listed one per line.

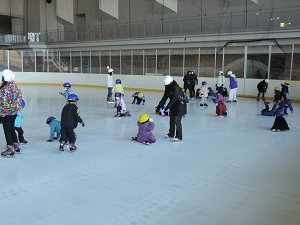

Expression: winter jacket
xmin=274 ymin=90 xmax=281 ymax=102
xmin=49 ymin=119 xmax=61 ymax=141
xmin=280 ymin=84 xmax=289 ymax=95
xmin=216 ymin=103 xmax=227 ymax=116
xmin=14 ymin=109 xmax=24 ymax=128
xmin=112 ymin=84 xmax=124 ymax=95
xmin=132 ymin=92 xmax=145 ymax=103
xmin=0 ymin=81 xmax=22 ymax=117
xmin=183 ymin=73 xmax=193 ymax=86
xmin=229 ymin=74 xmax=238 ymax=89
xmin=200 ymin=85 xmax=208 ymax=98
xmin=156 ymin=80 xmax=187 ymax=117
xmin=216 ymin=75 xmax=225 ymax=87
xmin=136 ymin=121 xmax=156 ymax=143
xmin=257 ymin=80 xmax=268 ymax=92
xmin=107 ymin=74 xmax=114 ymax=88
xmin=61 ymin=103 xmax=83 ymax=128
xmin=60 ymin=89 xmax=74 ymax=100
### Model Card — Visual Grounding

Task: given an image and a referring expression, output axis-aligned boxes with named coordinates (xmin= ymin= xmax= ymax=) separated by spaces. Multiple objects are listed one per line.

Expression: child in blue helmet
xmin=278 ymin=99 xmax=293 ymax=115
xmin=14 ymin=99 xmax=28 ymax=144
xmin=59 ymin=82 xmax=75 ymax=103
xmin=46 ymin=116 xmax=61 ymax=142
xmin=214 ymin=98 xmax=228 ymax=117
xmin=200 ymin=81 xmax=208 ymax=106
xmin=112 ymin=79 xmax=124 ymax=100
xmin=114 ymin=92 xmax=131 ymax=117
xmin=60 ymin=94 xmax=85 ymax=152
xmin=132 ymin=92 xmax=145 ymax=105
xmin=271 ymin=108 xmax=289 ymax=132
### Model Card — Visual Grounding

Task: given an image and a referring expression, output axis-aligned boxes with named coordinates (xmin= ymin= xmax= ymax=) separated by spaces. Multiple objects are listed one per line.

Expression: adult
xmin=216 ymin=70 xmax=225 ymax=94
xmin=256 ymin=79 xmax=269 ymax=101
xmin=0 ymin=69 xmax=23 ymax=156
xmin=226 ymin=70 xmax=238 ymax=103
xmin=156 ymin=75 xmax=187 ymax=142
xmin=183 ymin=71 xmax=195 ymax=99
xmin=106 ymin=68 xmax=114 ymax=102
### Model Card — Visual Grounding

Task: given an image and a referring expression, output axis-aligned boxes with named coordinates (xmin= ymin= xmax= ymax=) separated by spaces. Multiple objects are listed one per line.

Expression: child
xmin=132 ymin=92 xmax=145 ymax=105
xmin=208 ymin=87 xmax=215 ymax=97
xmin=195 ymin=88 xmax=200 ymax=99
xmin=179 ymin=84 xmax=189 ymax=103
xmin=59 ymin=82 xmax=74 ymax=103
xmin=261 ymin=102 xmax=277 ymax=116
xmin=257 ymin=79 xmax=269 ymax=101
xmin=214 ymin=98 xmax=228 ymax=117
xmin=277 ymin=99 xmax=293 ymax=115
xmin=274 ymin=87 xmax=281 ymax=103
xmin=199 ymin=81 xmax=208 ymax=106
xmin=271 ymin=108 xmax=289 ymax=132
xmin=156 ymin=102 xmax=170 ymax=117
xmin=114 ymin=92 xmax=131 ymax=117
xmin=107 ymin=68 xmax=114 ymax=102
xmin=14 ymin=99 xmax=28 ymax=144
xmin=280 ymin=81 xmax=289 ymax=101
xmin=112 ymin=79 xmax=124 ymax=100
xmin=131 ymin=113 xmax=156 ymax=145
xmin=46 ymin=116 xmax=61 ymax=142
xmin=222 ymin=87 xmax=228 ymax=97
xmin=59 ymin=94 xmax=85 ymax=152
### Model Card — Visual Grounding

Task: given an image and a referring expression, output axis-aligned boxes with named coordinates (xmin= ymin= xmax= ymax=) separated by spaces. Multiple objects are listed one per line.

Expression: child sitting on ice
xmin=131 ymin=114 xmax=156 ymax=145
xmin=114 ymin=92 xmax=131 ymax=117
xmin=271 ymin=108 xmax=289 ymax=132
xmin=208 ymin=87 xmax=215 ymax=97
xmin=261 ymin=102 xmax=277 ymax=116
xmin=214 ymin=98 xmax=228 ymax=117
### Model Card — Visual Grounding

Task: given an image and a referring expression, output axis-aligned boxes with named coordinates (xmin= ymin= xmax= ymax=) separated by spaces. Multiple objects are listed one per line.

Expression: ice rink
xmin=0 ymin=84 xmax=300 ymax=225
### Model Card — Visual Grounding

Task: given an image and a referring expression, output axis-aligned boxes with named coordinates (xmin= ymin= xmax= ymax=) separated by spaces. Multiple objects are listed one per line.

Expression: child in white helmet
xmin=131 ymin=113 xmax=156 ymax=145
xmin=107 ymin=68 xmax=114 ymax=102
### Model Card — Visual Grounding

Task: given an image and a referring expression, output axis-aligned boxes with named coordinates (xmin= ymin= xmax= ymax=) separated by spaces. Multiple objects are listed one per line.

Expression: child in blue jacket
xmin=46 ymin=116 xmax=61 ymax=142
xmin=14 ymin=100 xmax=28 ymax=144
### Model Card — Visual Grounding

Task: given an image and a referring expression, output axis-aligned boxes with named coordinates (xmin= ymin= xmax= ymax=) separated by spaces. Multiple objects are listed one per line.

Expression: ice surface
xmin=0 ymin=85 xmax=300 ymax=225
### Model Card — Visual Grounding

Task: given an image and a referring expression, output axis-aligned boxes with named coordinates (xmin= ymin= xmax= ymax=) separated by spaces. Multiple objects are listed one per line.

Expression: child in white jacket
xmin=114 ymin=92 xmax=131 ymax=117
xmin=200 ymin=81 xmax=209 ymax=106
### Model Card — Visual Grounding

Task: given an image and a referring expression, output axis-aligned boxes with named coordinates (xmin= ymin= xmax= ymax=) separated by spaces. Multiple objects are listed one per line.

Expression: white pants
xmin=228 ymin=88 xmax=237 ymax=101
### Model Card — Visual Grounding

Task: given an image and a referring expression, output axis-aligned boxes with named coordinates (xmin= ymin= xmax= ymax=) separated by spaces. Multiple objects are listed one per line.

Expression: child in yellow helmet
xmin=274 ymin=86 xmax=281 ymax=103
xmin=132 ymin=92 xmax=145 ymax=105
xmin=131 ymin=114 xmax=156 ymax=145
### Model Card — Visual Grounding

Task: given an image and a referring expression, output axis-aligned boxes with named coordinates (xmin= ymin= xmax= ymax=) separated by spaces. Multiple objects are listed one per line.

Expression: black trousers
xmin=257 ymin=91 xmax=266 ymax=98
xmin=61 ymin=127 xmax=76 ymax=144
xmin=184 ymin=85 xmax=195 ymax=98
xmin=15 ymin=127 xmax=25 ymax=142
xmin=2 ymin=115 xmax=18 ymax=146
xmin=168 ymin=115 xmax=183 ymax=140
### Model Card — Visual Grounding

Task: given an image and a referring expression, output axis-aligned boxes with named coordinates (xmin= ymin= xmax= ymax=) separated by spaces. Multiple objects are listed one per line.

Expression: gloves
xmin=47 ymin=139 xmax=53 ymax=142
xmin=149 ymin=118 xmax=154 ymax=123
xmin=81 ymin=121 xmax=85 ymax=127
xmin=59 ymin=92 xmax=63 ymax=95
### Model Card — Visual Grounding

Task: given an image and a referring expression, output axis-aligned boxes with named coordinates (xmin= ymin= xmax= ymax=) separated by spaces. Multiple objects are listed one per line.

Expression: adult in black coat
xmin=156 ymin=75 xmax=187 ymax=141
xmin=257 ymin=79 xmax=269 ymax=101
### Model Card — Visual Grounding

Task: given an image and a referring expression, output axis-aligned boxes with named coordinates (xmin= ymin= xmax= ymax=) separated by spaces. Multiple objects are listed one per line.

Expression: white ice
xmin=1 ymin=85 xmax=300 ymax=225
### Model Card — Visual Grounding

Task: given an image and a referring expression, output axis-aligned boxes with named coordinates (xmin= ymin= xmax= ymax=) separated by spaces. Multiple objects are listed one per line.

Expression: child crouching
xmin=214 ymin=98 xmax=228 ymax=117
xmin=132 ymin=114 xmax=156 ymax=145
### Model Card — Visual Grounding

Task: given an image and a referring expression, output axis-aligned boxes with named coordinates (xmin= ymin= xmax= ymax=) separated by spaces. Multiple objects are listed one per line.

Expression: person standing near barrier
xmin=226 ymin=70 xmax=238 ymax=103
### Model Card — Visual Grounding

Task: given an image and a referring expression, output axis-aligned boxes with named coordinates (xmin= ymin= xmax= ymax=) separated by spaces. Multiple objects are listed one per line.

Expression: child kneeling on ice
xmin=214 ymin=98 xmax=227 ymax=117
xmin=132 ymin=113 xmax=156 ymax=145
xmin=271 ymin=108 xmax=289 ymax=132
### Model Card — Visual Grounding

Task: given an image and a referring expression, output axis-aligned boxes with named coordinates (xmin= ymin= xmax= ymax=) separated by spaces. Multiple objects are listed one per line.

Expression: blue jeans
xmin=107 ymin=87 xmax=112 ymax=100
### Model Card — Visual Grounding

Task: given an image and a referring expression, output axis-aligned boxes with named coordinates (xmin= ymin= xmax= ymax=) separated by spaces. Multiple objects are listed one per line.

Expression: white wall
xmin=15 ymin=72 xmax=300 ymax=102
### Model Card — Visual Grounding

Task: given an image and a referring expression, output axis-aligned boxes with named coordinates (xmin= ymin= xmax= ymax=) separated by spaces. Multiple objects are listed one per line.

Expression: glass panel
xmin=91 ymin=51 xmax=100 ymax=74
xmin=224 ymin=46 xmax=245 ymax=78
xmin=36 ymin=50 xmax=46 ymax=72
xmin=111 ymin=50 xmax=120 ymax=74
xmin=292 ymin=45 xmax=300 ymax=81
xmin=170 ymin=49 xmax=183 ymax=77
xmin=200 ymin=48 xmax=215 ymax=77
xmin=71 ymin=52 xmax=81 ymax=73
xmin=100 ymin=51 xmax=110 ymax=74
xmin=144 ymin=49 xmax=156 ymax=75
xmin=133 ymin=50 xmax=143 ymax=75
xmin=247 ymin=46 xmax=269 ymax=79
xmin=184 ymin=48 xmax=199 ymax=76
xmin=82 ymin=51 xmax=90 ymax=73
xmin=270 ymin=45 xmax=292 ymax=81
xmin=121 ymin=50 xmax=131 ymax=75
xmin=9 ymin=50 xmax=22 ymax=72
xmin=157 ymin=49 xmax=169 ymax=76
xmin=23 ymin=51 xmax=35 ymax=72
xmin=60 ymin=51 xmax=71 ymax=73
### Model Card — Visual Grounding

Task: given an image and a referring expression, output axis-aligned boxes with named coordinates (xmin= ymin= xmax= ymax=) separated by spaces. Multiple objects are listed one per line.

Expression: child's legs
xmin=66 ymin=127 xmax=76 ymax=144
xmin=14 ymin=127 xmax=25 ymax=142
xmin=60 ymin=127 xmax=68 ymax=142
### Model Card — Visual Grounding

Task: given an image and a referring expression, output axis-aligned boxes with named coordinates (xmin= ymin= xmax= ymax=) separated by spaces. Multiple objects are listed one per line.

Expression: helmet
xmin=196 ymin=88 xmax=200 ymax=91
xmin=115 ymin=92 xmax=122 ymax=98
xmin=21 ymin=99 xmax=25 ymax=108
xmin=265 ymin=79 xmax=269 ymax=83
xmin=2 ymin=69 xmax=15 ymax=82
xmin=202 ymin=81 xmax=207 ymax=85
xmin=137 ymin=92 xmax=144 ymax=98
xmin=284 ymin=81 xmax=290 ymax=85
xmin=67 ymin=94 xmax=79 ymax=102
xmin=108 ymin=68 xmax=114 ymax=73
xmin=138 ymin=114 xmax=150 ymax=123
xmin=219 ymin=71 xmax=223 ymax=76
xmin=275 ymin=86 xmax=280 ymax=91
xmin=46 ymin=116 xmax=56 ymax=124
xmin=178 ymin=84 xmax=183 ymax=89
xmin=192 ymin=70 xmax=195 ymax=73
xmin=115 ymin=79 xmax=121 ymax=84
xmin=227 ymin=70 xmax=233 ymax=76
xmin=213 ymin=98 xmax=220 ymax=103
xmin=163 ymin=75 xmax=173 ymax=86
xmin=63 ymin=82 xmax=71 ymax=87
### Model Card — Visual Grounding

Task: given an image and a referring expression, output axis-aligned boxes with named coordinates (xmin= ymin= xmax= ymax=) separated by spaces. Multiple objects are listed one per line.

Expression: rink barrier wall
xmin=15 ymin=72 xmax=300 ymax=103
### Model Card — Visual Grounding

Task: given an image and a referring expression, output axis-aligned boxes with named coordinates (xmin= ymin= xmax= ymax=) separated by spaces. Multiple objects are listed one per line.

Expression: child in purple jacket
xmin=131 ymin=114 xmax=156 ymax=145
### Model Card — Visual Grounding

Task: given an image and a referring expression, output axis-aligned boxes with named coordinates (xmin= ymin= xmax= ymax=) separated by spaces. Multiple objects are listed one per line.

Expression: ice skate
xmin=1 ymin=145 xmax=15 ymax=156
xmin=70 ymin=143 xmax=77 ymax=152
xmin=131 ymin=137 xmax=137 ymax=141
xmin=172 ymin=138 xmax=182 ymax=143
xmin=256 ymin=97 xmax=260 ymax=101
xmin=200 ymin=103 xmax=204 ymax=106
xmin=59 ymin=142 xmax=65 ymax=151
xmin=125 ymin=111 xmax=131 ymax=117
xmin=204 ymin=103 xmax=208 ymax=106
xmin=13 ymin=143 xmax=21 ymax=153
xmin=22 ymin=140 xmax=28 ymax=144
xmin=143 ymin=141 xmax=151 ymax=145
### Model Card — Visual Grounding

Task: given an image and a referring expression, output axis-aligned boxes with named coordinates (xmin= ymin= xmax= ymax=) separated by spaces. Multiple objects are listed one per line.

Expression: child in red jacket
xmin=214 ymin=98 xmax=228 ymax=117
